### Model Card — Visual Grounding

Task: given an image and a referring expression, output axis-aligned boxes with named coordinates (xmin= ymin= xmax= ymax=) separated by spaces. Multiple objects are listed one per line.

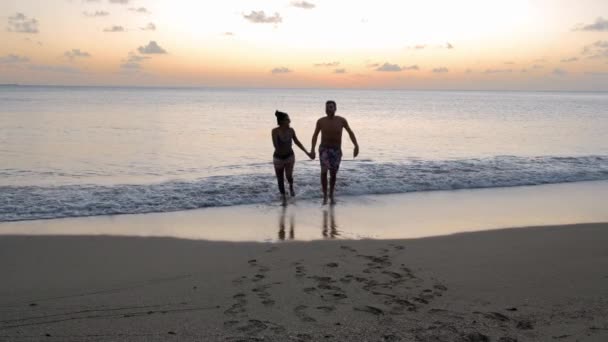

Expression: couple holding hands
xmin=272 ymin=100 xmax=359 ymax=205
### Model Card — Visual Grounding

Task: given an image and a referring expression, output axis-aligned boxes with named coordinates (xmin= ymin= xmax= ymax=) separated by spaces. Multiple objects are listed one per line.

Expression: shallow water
xmin=1 ymin=86 xmax=607 ymax=221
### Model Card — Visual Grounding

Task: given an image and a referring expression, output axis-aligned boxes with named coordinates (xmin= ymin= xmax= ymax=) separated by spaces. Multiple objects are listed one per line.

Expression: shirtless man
xmin=310 ymin=100 xmax=359 ymax=205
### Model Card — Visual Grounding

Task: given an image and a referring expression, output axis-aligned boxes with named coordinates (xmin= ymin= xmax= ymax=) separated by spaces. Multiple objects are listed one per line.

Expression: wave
xmin=1 ymin=155 xmax=608 ymax=222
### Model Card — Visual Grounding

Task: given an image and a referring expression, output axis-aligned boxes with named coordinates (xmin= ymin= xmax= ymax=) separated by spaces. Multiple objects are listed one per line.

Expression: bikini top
xmin=274 ymin=129 xmax=294 ymax=158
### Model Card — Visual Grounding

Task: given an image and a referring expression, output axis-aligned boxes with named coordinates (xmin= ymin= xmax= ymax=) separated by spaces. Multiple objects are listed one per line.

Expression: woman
xmin=272 ymin=110 xmax=312 ymax=205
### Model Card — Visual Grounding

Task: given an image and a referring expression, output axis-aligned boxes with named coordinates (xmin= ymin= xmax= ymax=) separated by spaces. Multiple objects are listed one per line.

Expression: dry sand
xmin=1 ymin=223 xmax=607 ymax=341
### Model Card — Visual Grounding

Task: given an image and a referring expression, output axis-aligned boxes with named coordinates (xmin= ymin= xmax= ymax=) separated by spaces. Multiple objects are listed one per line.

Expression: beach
xmin=1 ymin=222 xmax=607 ymax=341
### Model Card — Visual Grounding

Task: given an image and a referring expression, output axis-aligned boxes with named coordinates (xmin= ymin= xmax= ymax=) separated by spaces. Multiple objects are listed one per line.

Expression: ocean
xmin=1 ymin=86 xmax=607 ymax=222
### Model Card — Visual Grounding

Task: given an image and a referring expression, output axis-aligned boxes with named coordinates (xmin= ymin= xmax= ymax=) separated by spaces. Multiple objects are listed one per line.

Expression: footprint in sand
xmin=354 ymin=305 xmax=385 ymax=316
xmin=294 ymin=305 xmax=317 ymax=322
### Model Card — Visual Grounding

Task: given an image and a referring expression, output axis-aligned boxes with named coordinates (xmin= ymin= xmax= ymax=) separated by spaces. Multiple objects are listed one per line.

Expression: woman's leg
xmin=285 ymin=157 xmax=295 ymax=196
xmin=274 ymin=164 xmax=287 ymax=204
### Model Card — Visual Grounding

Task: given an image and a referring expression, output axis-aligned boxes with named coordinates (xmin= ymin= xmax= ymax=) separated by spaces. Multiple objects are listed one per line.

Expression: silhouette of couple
xmin=272 ymin=100 xmax=359 ymax=206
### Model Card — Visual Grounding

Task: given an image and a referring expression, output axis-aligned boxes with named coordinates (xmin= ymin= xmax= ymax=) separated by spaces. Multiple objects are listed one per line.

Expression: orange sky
xmin=1 ymin=0 xmax=608 ymax=90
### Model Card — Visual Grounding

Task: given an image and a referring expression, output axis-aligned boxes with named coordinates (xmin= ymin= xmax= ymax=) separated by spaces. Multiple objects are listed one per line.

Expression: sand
xmin=1 ymin=223 xmax=607 ymax=341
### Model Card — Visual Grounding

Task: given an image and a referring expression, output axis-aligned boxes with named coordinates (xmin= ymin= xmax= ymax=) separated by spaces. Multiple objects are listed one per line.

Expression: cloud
xmin=552 ymin=68 xmax=567 ymax=76
xmin=574 ymin=17 xmax=608 ymax=31
xmin=407 ymin=43 xmax=453 ymax=50
xmin=103 ymin=25 xmax=125 ymax=32
xmin=314 ymin=61 xmax=340 ymax=67
xmin=129 ymin=7 xmax=149 ymax=14
xmin=141 ymin=23 xmax=156 ymax=31
xmin=138 ymin=41 xmax=167 ymax=54
xmin=120 ymin=52 xmax=150 ymax=71
xmin=581 ymin=40 xmax=608 ymax=59
xmin=271 ymin=67 xmax=291 ymax=74
xmin=334 ymin=68 xmax=346 ymax=74
xmin=403 ymin=65 xmax=419 ymax=70
xmin=291 ymin=1 xmax=315 ymax=9
xmin=560 ymin=57 xmax=578 ymax=63
xmin=0 ymin=54 xmax=30 ymax=64
xmin=29 ymin=64 xmax=80 ymax=74
xmin=83 ymin=11 xmax=109 ymax=17
xmin=64 ymin=49 xmax=91 ymax=61
xmin=223 ymin=32 xmax=234 ymax=36
xmin=376 ymin=63 xmax=401 ymax=72
xmin=484 ymin=69 xmax=512 ymax=73
xmin=531 ymin=64 xmax=544 ymax=69
xmin=243 ymin=11 xmax=282 ymax=24
xmin=366 ymin=62 xmax=380 ymax=68
xmin=432 ymin=67 xmax=449 ymax=73
xmin=7 ymin=13 xmax=39 ymax=33
xmin=109 ymin=0 xmax=129 ymax=4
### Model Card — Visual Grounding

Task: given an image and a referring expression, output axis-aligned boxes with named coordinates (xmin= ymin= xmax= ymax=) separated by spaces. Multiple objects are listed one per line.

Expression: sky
xmin=1 ymin=0 xmax=608 ymax=90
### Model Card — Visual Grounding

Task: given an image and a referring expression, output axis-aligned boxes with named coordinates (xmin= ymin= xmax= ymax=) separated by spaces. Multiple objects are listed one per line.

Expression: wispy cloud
xmin=334 ymin=68 xmax=346 ymax=74
xmin=83 ymin=11 xmax=109 ymax=17
xmin=243 ymin=11 xmax=282 ymax=24
xmin=531 ymin=64 xmax=544 ymax=69
xmin=560 ymin=57 xmax=578 ymax=63
xmin=64 ymin=49 xmax=91 ymax=61
xmin=129 ymin=7 xmax=149 ymax=14
xmin=403 ymin=65 xmax=419 ymax=70
xmin=0 ymin=54 xmax=30 ymax=64
xmin=291 ymin=1 xmax=315 ymax=9
xmin=141 ymin=23 xmax=156 ymax=31
xmin=109 ymin=0 xmax=129 ymax=4
xmin=573 ymin=17 xmax=608 ymax=31
xmin=120 ymin=52 xmax=150 ymax=71
xmin=138 ymin=41 xmax=167 ymax=54
xmin=376 ymin=63 xmax=401 ymax=72
xmin=271 ymin=67 xmax=291 ymax=74
xmin=432 ymin=67 xmax=449 ymax=73
xmin=581 ymin=40 xmax=608 ymax=59
xmin=7 ymin=13 xmax=39 ymax=33
xmin=29 ymin=64 xmax=80 ymax=74
xmin=103 ymin=25 xmax=125 ymax=32
xmin=484 ymin=69 xmax=512 ymax=74
xmin=553 ymin=68 xmax=567 ymax=76
xmin=314 ymin=61 xmax=340 ymax=67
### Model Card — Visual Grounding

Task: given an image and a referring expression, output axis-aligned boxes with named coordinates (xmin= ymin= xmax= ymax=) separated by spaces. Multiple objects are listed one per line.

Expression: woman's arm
xmin=292 ymin=129 xmax=312 ymax=158
xmin=271 ymin=129 xmax=278 ymax=150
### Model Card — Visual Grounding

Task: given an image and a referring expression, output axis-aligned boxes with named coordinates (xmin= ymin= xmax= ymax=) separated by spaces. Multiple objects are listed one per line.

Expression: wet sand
xmin=1 ymin=223 xmax=607 ymax=341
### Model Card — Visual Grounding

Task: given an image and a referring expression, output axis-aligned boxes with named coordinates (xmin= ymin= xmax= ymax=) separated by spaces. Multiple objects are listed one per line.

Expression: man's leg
xmin=321 ymin=168 xmax=328 ymax=204
xmin=329 ymin=169 xmax=338 ymax=205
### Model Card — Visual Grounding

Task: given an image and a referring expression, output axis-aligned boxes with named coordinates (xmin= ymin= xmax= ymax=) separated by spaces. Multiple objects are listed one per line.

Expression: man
xmin=310 ymin=100 xmax=359 ymax=205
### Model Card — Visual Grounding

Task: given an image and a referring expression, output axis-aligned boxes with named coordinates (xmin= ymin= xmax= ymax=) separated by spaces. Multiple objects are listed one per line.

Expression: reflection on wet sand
xmin=322 ymin=206 xmax=340 ymax=239
xmin=278 ymin=206 xmax=295 ymax=241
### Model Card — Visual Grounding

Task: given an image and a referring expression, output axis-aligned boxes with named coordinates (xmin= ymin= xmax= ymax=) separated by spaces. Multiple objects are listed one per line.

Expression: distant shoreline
xmin=1 ymin=83 xmax=607 ymax=93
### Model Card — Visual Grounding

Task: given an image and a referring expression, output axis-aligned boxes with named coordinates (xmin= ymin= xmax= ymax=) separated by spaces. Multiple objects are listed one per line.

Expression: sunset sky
xmin=1 ymin=0 xmax=608 ymax=90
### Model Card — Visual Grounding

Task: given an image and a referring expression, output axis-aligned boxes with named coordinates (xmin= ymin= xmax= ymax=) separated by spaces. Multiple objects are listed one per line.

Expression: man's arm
xmin=310 ymin=120 xmax=321 ymax=158
xmin=343 ymin=118 xmax=359 ymax=158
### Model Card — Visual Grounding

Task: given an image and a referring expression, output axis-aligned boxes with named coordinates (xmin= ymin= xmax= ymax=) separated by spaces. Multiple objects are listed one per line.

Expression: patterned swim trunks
xmin=319 ymin=146 xmax=342 ymax=171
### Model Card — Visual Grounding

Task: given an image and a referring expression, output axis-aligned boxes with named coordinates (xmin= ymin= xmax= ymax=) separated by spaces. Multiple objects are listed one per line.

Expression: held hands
xmin=353 ymin=145 xmax=359 ymax=158
xmin=309 ymin=150 xmax=316 ymax=160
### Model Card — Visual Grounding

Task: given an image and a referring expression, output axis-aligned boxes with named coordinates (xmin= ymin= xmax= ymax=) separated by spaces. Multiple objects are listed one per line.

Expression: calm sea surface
xmin=1 ymin=86 xmax=607 ymax=221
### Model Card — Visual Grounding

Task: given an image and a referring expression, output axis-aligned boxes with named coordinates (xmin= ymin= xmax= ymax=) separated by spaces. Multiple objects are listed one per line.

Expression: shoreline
xmin=2 ymin=180 xmax=608 ymax=242
xmin=1 ymin=223 xmax=607 ymax=341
